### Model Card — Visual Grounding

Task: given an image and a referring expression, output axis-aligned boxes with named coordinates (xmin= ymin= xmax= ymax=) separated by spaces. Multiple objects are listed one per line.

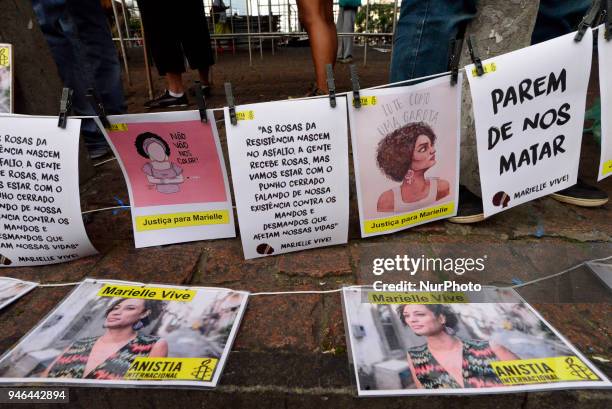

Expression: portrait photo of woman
xmin=376 ymin=122 xmax=450 ymax=213
xmin=396 ymin=304 xmax=518 ymax=389
xmin=43 ymin=298 xmax=167 ymax=380
xmin=135 ymin=132 xmax=184 ymax=194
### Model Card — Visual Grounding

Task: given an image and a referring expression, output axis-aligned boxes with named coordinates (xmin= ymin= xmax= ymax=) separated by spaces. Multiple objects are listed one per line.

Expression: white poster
xmin=598 ymin=26 xmax=612 ymax=180
xmin=0 ymin=116 xmax=97 ymax=266
xmin=348 ymin=75 xmax=461 ymax=237
xmin=99 ymin=111 xmax=236 ymax=248
xmin=0 ymin=277 xmax=37 ymax=310
xmin=466 ymin=30 xmax=593 ymax=217
xmin=225 ymin=97 xmax=349 ymax=259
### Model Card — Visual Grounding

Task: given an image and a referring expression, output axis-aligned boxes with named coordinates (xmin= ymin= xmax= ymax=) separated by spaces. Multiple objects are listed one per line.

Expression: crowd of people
xmin=31 ymin=0 xmax=608 ymax=222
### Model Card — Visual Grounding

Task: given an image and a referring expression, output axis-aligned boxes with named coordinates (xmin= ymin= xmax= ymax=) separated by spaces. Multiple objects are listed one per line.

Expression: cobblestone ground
xmin=0 ymin=46 xmax=610 ymax=408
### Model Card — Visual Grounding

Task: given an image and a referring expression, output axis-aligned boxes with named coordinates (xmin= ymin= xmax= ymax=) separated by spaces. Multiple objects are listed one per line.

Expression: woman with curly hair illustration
xmin=43 ymin=298 xmax=167 ymax=380
xmin=376 ymin=122 xmax=450 ymax=213
xmin=396 ymin=304 xmax=518 ymax=389
xmin=135 ymin=132 xmax=184 ymax=194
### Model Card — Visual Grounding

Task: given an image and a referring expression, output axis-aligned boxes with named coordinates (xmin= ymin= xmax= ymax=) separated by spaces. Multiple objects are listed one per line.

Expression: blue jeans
xmin=32 ymin=0 xmax=126 ymax=145
xmin=390 ymin=0 xmax=590 ymax=83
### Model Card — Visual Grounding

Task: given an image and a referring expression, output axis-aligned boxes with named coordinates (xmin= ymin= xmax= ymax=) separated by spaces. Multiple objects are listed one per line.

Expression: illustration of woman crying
xmin=135 ymin=132 xmax=184 ymax=194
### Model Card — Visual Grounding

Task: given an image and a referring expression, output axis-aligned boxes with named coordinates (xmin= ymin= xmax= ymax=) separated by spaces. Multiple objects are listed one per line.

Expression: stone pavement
xmin=1 ymin=47 xmax=611 ymax=408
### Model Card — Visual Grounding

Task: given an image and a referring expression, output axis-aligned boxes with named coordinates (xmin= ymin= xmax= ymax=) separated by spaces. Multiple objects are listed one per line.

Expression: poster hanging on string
xmin=597 ymin=25 xmax=612 ymax=181
xmin=0 ymin=277 xmax=37 ymax=310
xmin=466 ymin=30 xmax=593 ymax=217
xmin=348 ymin=75 xmax=460 ymax=237
xmin=342 ymin=286 xmax=611 ymax=396
xmin=0 ymin=278 xmax=248 ymax=388
xmin=0 ymin=116 xmax=97 ymax=266
xmin=99 ymin=111 xmax=235 ymax=248
xmin=225 ymin=97 xmax=349 ymax=259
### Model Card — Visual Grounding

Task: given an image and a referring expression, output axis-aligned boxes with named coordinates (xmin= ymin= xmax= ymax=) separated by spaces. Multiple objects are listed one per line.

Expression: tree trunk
xmin=459 ymin=0 xmax=541 ymax=195
xmin=0 ymin=0 xmax=95 ymax=185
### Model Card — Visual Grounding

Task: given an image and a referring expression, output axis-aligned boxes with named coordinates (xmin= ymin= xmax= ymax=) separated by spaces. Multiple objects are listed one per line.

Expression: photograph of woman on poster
xmin=396 ymin=304 xmax=518 ymax=389
xmin=43 ymin=298 xmax=167 ymax=380
xmin=135 ymin=132 xmax=184 ymax=194
xmin=376 ymin=122 xmax=450 ymax=213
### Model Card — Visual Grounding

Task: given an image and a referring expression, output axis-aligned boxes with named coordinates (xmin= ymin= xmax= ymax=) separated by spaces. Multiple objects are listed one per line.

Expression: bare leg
xmin=297 ymin=0 xmax=337 ymax=92
xmin=166 ymin=72 xmax=184 ymax=94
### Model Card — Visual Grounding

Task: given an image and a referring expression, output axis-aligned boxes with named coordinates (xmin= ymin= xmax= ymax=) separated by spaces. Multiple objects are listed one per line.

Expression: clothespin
xmin=467 ymin=36 xmax=484 ymax=77
xmin=194 ymin=81 xmax=208 ymax=123
xmin=447 ymin=37 xmax=463 ymax=85
xmin=605 ymin=0 xmax=612 ymax=40
xmin=58 ymin=87 xmax=73 ymax=128
xmin=325 ymin=64 xmax=336 ymax=108
xmin=86 ymin=88 xmax=110 ymax=129
xmin=225 ymin=82 xmax=237 ymax=126
xmin=575 ymin=0 xmax=602 ymax=41
xmin=349 ymin=64 xmax=361 ymax=109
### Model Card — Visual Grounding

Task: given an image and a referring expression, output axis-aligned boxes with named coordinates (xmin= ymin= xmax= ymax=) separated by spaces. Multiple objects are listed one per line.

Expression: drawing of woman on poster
xmin=43 ymin=298 xmax=168 ymax=380
xmin=396 ymin=304 xmax=518 ymax=389
xmin=135 ymin=132 xmax=184 ymax=194
xmin=376 ymin=122 xmax=450 ymax=213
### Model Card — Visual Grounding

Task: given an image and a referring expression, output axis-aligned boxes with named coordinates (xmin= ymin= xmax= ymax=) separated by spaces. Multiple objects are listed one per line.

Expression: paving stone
xmin=278 ymin=247 xmax=352 ymax=278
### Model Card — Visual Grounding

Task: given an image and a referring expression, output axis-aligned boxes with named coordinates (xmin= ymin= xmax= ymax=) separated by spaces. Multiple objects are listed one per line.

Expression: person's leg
xmin=66 ymin=0 xmax=126 ymax=115
xmin=531 ymin=0 xmax=590 ymax=45
xmin=336 ymin=7 xmax=345 ymax=59
xmin=180 ymin=0 xmax=215 ymax=88
xmin=345 ymin=8 xmax=356 ymax=59
xmin=297 ymin=0 xmax=337 ymax=92
xmin=390 ymin=0 xmax=477 ymax=83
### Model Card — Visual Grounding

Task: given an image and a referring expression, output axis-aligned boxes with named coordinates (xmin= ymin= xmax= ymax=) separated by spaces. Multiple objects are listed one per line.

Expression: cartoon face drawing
xmin=135 ymin=132 xmax=185 ymax=194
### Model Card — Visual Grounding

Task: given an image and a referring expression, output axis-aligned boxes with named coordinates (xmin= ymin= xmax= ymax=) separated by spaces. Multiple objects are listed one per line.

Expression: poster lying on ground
xmin=0 ymin=277 xmax=37 ymax=310
xmin=0 ymin=116 xmax=98 ymax=266
xmin=348 ymin=75 xmax=460 ymax=237
xmin=0 ymin=44 xmax=12 ymax=113
xmin=598 ymin=25 xmax=612 ymax=181
xmin=225 ymin=97 xmax=349 ymax=259
xmin=342 ymin=286 xmax=611 ymax=396
xmin=466 ymin=30 xmax=593 ymax=217
xmin=0 ymin=279 xmax=248 ymax=388
xmin=99 ymin=111 xmax=235 ymax=248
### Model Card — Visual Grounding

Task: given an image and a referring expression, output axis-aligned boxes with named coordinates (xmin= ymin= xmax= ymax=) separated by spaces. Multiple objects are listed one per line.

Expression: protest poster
xmin=598 ymin=26 xmax=612 ymax=181
xmin=0 ymin=279 xmax=248 ymax=388
xmin=0 ymin=277 xmax=37 ymax=310
xmin=348 ymin=75 xmax=460 ymax=237
xmin=100 ymin=111 xmax=235 ymax=248
xmin=224 ymin=97 xmax=349 ymax=259
xmin=0 ymin=116 xmax=98 ymax=266
xmin=0 ymin=44 xmax=12 ymax=113
xmin=466 ymin=30 xmax=593 ymax=217
xmin=342 ymin=286 xmax=611 ymax=396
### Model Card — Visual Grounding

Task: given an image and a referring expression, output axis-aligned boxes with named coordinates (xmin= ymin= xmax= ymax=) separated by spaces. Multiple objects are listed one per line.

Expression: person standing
xmin=137 ymin=0 xmax=215 ymax=108
xmin=336 ymin=0 xmax=361 ymax=63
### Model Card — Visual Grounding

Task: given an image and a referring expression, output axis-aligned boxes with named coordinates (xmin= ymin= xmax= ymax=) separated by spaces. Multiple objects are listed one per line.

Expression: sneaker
xmin=448 ymin=185 xmax=486 ymax=224
xmin=83 ymin=132 xmax=111 ymax=160
xmin=338 ymin=55 xmax=353 ymax=64
xmin=145 ymin=90 xmax=188 ymax=109
xmin=189 ymin=84 xmax=212 ymax=98
xmin=87 ymin=145 xmax=111 ymax=160
xmin=289 ymin=83 xmax=327 ymax=99
xmin=550 ymin=179 xmax=609 ymax=207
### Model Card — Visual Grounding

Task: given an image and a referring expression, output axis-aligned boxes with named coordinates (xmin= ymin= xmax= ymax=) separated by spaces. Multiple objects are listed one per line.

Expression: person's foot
xmin=87 ymin=145 xmax=111 ymax=160
xmin=83 ymin=132 xmax=111 ymax=160
xmin=448 ymin=185 xmax=486 ymax=224
xmin=189 ymin=84 xmax=212 ymax=98
xmin=550 ymin=179 xmax=609 ymax=207
xmin=289 ymin=84 xmax=327 ymax=99
xmin=338 ymin=55 xmax=353 ymax=64
xmin=144 ymin=90 xmax=188 ymax=109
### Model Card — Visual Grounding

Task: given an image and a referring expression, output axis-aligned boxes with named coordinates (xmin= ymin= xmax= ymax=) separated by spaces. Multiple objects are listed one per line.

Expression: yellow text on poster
xmin=135 ymin=210 xmax=230 ymax=231
xmin=0 ymin=47 xmax=10 ymax=67
xmin=602 ymin=160 xmax=612 ymax=176
xmin=109 ymin=123 xmax=128 ymax=132
xmin=491 ymin=356 xmax=601 ymax=385
xmin=364 ymin=202 xmax=454 ymax=234
xmin=353 ymin=96 xmax=377 ymax=107
xmin=368 ymin=292 xmax=468 ymax=304
xmin=98 ymin=284 xmax=195 ymax=302
xmin=471 ymin=62 xmax=497 ymax=77
xmin=124 ymin=357 xmax=218 ymax=381
xmin=236 ymin=110 xmax=255 ymax=121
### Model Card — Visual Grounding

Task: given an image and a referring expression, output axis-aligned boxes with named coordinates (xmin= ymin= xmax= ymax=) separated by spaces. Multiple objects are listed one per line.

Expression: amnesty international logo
xmin=191 ymin=358 xmax=216 ymax=381
xmin=0 ymin=47 xmax=9 ymax=67
xmin=564 ymin=357 xmax=598 ymax=380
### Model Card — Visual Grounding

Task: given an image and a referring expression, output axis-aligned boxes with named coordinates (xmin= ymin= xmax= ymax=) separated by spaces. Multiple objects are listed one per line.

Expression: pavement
xmin=0 ymin=46 xmax=610 ymax=408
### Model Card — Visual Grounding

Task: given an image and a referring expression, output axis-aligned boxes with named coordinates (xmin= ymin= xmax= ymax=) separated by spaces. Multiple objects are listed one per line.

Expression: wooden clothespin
xmin=575 ymin=0 xmax=602 ymax=41
xmin=349 ymin=64 xmax=361 ymax=108
xmin=325 ymin=64 xmax=336 ymax=108
xmin=225 ymin=82 xmax=237 ymax=125
xmin=58 ymin=87 xmax=73 ymax=128
xmin=448 ymin=37 xmax=464 ymax=85
xmin=194 ymin=81 xmax=208 ymax=123
xmin=86 ymin=88 xmax=110 ymax=129
xmin=467 ymin=36 xmax=484 ymax=77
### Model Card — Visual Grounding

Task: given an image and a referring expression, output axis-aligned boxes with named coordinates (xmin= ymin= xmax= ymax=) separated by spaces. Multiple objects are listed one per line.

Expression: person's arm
xmin=143 ymin=163 xmax=162 ymax=184
xmin=406 ymin=352 xmax=424 ymax=389
xmin=490 ymin=342 xmax=519 ymax=361
xmin=40 ymin=346 xmax=71 ymax=378
xmin=377 ymin=190 xmax=394 ymax=212
xmin=436 ymin=179 xmax=450 ymax=200
xmin=149 ymin=339 xmax=169 ymax=358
